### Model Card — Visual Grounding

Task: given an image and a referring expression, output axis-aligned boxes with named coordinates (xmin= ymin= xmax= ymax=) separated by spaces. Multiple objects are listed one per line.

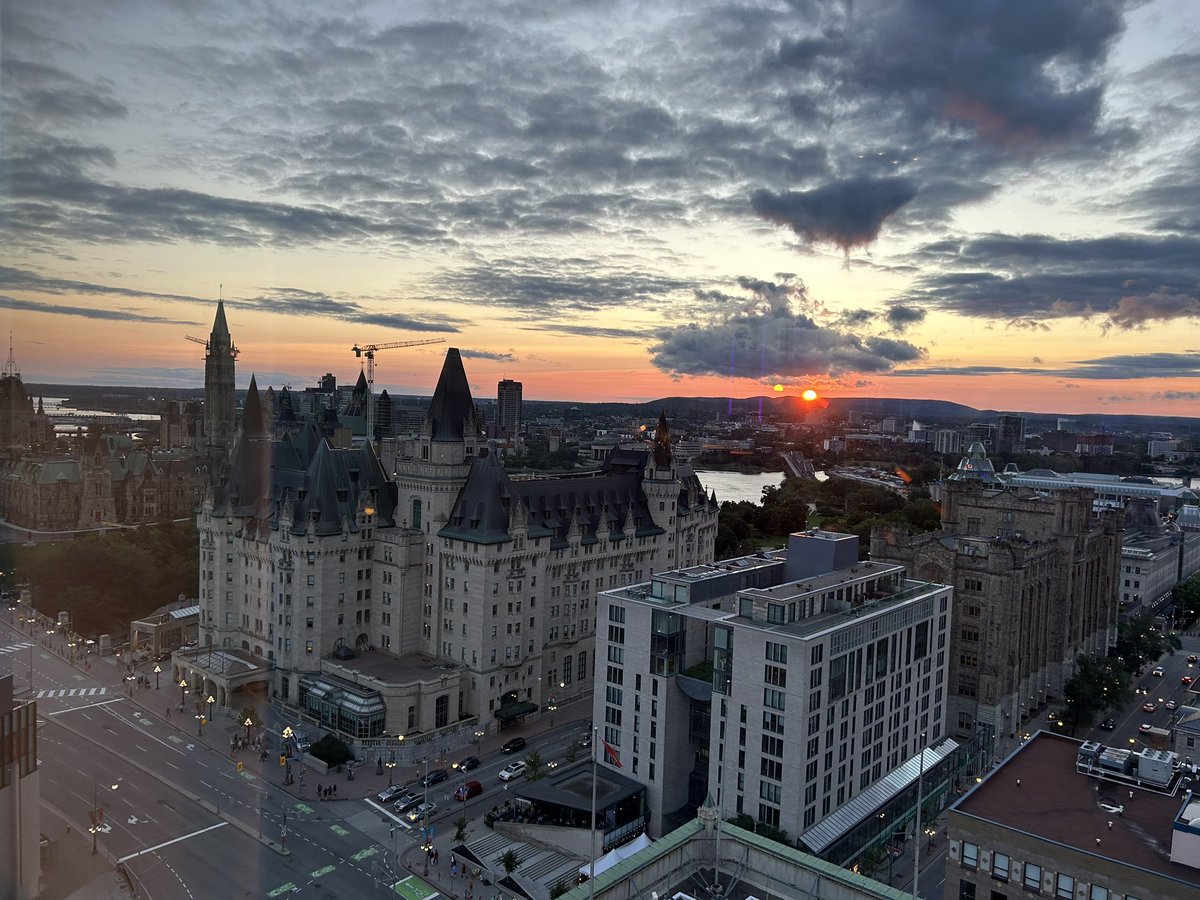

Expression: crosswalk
xmin=33 ymin=687 xmax=108 ymax=699
xmin=0 ymin=641 xmax=34 ymax=655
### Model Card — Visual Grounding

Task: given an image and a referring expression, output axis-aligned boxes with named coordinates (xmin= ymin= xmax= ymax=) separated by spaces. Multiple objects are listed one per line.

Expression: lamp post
xmin=385 ymin=759 xmax=397 ymax=786
xmin=421 ymin=755 xmax=432 ymax=877
xmin=179 ymin=677 xmax=188 ymax=707
xmin=90 ymin=778 xmax=118 ymax=855
xmin=244 ymin=717 xmax=253 ymax=745
xmin=153 ymin=664 xmax=161 ymax=690
xmin=197 ymin=713 xmax=205 ymax=736
xmin=206 ymin=694 xmax=215 ymax=724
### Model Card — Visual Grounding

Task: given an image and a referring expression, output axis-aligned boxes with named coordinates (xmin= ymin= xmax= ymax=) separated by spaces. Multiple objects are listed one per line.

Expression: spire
xmin=242 ymin=375 xmax=267 ymax=438
xmin=426 ymin=348 xmax=478 ymax=441
xmin=2 ymin=333 xmax=18 ymax=379
xmin=653 ymin=409 xmax=672 ymax=467
xmin=211 ymin=299 xmax=231 ymax=342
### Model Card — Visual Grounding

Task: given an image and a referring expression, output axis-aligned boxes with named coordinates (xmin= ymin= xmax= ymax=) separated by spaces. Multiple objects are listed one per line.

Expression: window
xmin=305 ymin=640 xmax=313 ymax=654
xmin=957 ymin=882 xmax=975 ymax=900
xmin=1024 ymin=863 xmax=1041 ymax=890
xmin=1088 ymin=887 xmax=1108 ymax=900
xmin=1055 ymin=873 xmax=1073 ymax=899
xmin=961 ymin=841 xmax=978 ymax=869
xmin=992 ymin=852 xmax=1009 ymax=880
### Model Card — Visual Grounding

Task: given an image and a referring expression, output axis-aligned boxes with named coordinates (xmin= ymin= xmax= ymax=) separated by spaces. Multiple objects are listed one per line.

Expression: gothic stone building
xmin=871 ymin=446 xmax=1120 ymax=747
xmin=184 ymin=350 xmax=719 ymax=747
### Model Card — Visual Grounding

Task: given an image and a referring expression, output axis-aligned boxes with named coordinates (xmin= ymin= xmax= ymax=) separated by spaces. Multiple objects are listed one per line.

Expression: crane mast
xmin=351 ymin=338 xmax=445 ymax=441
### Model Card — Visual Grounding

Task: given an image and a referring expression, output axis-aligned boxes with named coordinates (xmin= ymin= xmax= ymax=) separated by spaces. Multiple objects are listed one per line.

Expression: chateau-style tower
xmin=202 ymin=300 xmax=238 ymax=450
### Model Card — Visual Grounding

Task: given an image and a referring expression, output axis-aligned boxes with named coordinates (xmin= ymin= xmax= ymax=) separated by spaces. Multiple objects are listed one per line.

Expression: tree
xmin=565 ymin=740 xmax=579 ymax=763
xmin=500 ymin=849 xmax=521 ymax=875
xmin=454 ymin=816 xmax=469 ymax=842
xmin=1113 ymin=615 xmax=1181 ymax=673
xmin=309 ymin=734 xmax=352 ymax=767
xmin=1061 ymin=654 xmax=1131 ymax=733
xmin=524 ymin=749 xmax=545 ymax=781
xmin=1173 ymin=575 xmax=1200 ymax=629
xmin=727 ymin=813 xmax=790 ymax=847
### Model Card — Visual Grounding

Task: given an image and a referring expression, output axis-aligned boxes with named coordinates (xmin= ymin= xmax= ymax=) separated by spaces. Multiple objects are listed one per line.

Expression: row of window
xmin=960 ymin=842 xmax=1125 ymax=900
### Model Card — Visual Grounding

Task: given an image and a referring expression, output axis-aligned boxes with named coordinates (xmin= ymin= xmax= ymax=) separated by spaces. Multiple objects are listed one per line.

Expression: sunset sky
xmin=4 ymin=0 xmax=1200 ymax=415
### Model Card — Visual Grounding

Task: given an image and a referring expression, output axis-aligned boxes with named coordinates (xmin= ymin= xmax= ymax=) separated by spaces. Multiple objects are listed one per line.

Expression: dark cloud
xmin=902 ymin=233 xmax=1200 ymax=328
xmin=1153 ymin=391 xmax=1200 ymax=401
xmin=243 ymin=288 xmax=464 ymax=333
xmin=430 ymin=257 xmax=693 ymax=313
xmin=884 ymin=305 xmax=925 ymax=331
xmin=0 ymin=266 xmax=203 ymax=303
xmin=650 ymin=275 xmax=924 ymax=380
xmin=751 ymin=178 xmax=917 ymax=253
xmin=893 ymin=352 xmax=1200 ymax=381
xmin=0 ymin=294 xmax=194 ymax=325
xmin=518 ymin=323 xmax=648 ymax=340
xmin=1 ymin=58 xmax=128 ymax=121
xmin=459 ymin=349 xmax=516 ymax=362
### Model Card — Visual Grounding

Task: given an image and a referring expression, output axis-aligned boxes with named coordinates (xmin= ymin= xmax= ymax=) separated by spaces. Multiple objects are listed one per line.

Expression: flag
xmin=602 ymin=738 xmax=622 ymax=768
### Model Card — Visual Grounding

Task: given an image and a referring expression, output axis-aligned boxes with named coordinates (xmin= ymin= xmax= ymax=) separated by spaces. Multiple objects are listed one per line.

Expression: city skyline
xmin=4 ymin=0 xmax=1200 ymax=415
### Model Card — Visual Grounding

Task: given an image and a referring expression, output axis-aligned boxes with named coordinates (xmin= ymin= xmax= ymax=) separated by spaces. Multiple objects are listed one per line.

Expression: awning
xmin=494 ymin=700 xmax=539 ymax=721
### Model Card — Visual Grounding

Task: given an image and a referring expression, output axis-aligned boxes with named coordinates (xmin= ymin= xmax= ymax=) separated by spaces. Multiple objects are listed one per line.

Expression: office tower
xmin=497 ymin=378 xmax=523 ymax=435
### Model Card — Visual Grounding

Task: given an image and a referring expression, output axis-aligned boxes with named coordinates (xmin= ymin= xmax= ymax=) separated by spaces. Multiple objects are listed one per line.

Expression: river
xmin=693 ymin=470 xmax=786 ymax=505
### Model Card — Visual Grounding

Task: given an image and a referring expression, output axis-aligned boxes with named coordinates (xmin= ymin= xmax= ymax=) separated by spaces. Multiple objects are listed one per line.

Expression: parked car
xmin=499 ymin=760 xmax=527 ymax=781
xmin=377 ymin=784 xmax=406 ymax=804
xmin=1189 ymin=655 xmax=1198 ymax=664
xmin=1142 ymin=701 xmax=1158 ymax=713
xmin=392 ymin=793 xmax=423 ymax=814
xmin=455 ymin=780 xmax=484 ymax=801
xmin=407 ymin=801 xmax=437 ymax=822
xmin=1099 ymin=717 xmax=1116 ymax=730
xmin=501 ymin=737 xmax=527 ymax=754
xmin=1152 ymin=666 xmax=1165 ymax=677
xmin=454 ymin=756 xmax=480 ymax=772
xmin=421 ymin=768 xmax=449 ymax=787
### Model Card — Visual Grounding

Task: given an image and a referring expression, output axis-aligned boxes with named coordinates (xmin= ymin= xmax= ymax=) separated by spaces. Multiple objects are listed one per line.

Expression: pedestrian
xmin=451 ymin=862 xmax=458 ymax=878
xmin=166 ymin=706 xmax=171 ymax=719
xmin=333 ymin=784 xmax=337 ymax=796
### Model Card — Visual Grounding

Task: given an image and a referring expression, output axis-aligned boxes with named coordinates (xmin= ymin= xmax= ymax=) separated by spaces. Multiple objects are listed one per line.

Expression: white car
xmin=1152 ymin=666 xmax=1165 ymax=677
xmin=377 ymin=784 xmax=406 ymax=804
xmin=498 ymin=760 xmax=527 ymax=781
xmin=407 ymin=801 xmax=437 ymax=822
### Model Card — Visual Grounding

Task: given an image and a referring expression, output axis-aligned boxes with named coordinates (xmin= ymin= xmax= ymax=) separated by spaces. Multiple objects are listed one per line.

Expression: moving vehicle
xmin=392 ymin=793 xmax=423 ymax=814
xmin=501 ymin=737 xmax=527 ymax=754
xmin=407 ymin=801 xmax=437 ymax=822
xmin=1099 ymin=717 xmax=1116 ymax=730
xmin=499 ymin=760 xmax=527 ymax=781
xmin=1184 ymin=675 xmax=1195 ymax=685
xmin=1142 ymin=701 xmax=1158 ymax=713
xmin=1138 ymin=723 xmax=1153 ymax=733
xmin=455 ymin=780 xmax=484 ymax=801
xmin=1152 ymin=666 xmax=1165 ymax=677
xmin=421 ymin=768 xmax=449 ymax=787
xmin=455 ymin=756 xmax=480 ymax=771
xmin=1166 ymin=699 xmax=1178 ymax=711
xmin=1189 ymin=655 xmax=1198 ymax=664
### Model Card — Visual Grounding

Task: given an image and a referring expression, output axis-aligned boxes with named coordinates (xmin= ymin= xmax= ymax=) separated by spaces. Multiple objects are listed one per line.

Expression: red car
xmin=1183 ymin=675 xmax=1194 ymax=686
xmin=1142 ymin=701 xmax=1157 ymax=713
xmin=455 ymin=780 xmax=484 ymax=801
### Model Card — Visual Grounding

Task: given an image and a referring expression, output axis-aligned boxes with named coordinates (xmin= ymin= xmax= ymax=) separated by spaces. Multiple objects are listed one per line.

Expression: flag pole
xmin=589 ymin=725 xmax=599 ymax=900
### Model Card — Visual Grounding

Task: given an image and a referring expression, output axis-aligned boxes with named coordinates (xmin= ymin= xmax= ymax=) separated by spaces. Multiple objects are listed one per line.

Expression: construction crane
xmin=351 ymin=338 xmax=445 ymax=440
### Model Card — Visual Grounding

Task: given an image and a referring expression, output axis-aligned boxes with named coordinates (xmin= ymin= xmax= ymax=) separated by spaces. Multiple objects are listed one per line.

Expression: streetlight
xmin=385 ymin=758 xmax=397 ymax=786
xmin=179 ymin=677 xmax=188 ymax=707
xmin=206 ymin=694 xmax=215 ymax=724
xmin=197 ymin=713 xmax=205 ymax=736
xmin=153 ymin=663 xmax=161 ymax=690
xmin=244 ymin=717 xmax=253 ymax=745
xmin=421 ymin=756 xmax=431 ymax=877
xmin=90 ymin=778 xmax=119 ymax=855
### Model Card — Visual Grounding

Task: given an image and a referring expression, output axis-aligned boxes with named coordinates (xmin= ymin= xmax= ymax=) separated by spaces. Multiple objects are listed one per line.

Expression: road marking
xmin=267 ymin=883 xmax=297 ymax=898
xmin=330 ymin=824 xmax=349 ymax=836
xmin=48 ymin=697 xmax=124 ymax=716
xmin=239 ymin=770 xmax=257 ymax=781
xmin=364 ymin=798 xmax=409 ymax=824
xmin=351 ymin=846 xmax=379 ymax=861
xmin=35 ymin=687 xmax=107 ymax=699
xmin=136 ymin=744 xmax=148 ymax=752
xmin=0 ymin=641 xmax=34 ymax=655
xmin=311 ymin=865 xmax=335 ymax=877
xmin=166 ymin=761 xmax=178 ymax=769
xmin=167 ymin=735 xmax=183 ymax=745
xmin=116 ymin=821 xmax=228 ymax=863
xmin=294 ymin=802 xmax=314 ymax=815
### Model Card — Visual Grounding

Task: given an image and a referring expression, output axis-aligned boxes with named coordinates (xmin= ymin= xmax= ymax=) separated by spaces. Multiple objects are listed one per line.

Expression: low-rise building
xmin=948 ymin=731 xmax=1200 ymax=900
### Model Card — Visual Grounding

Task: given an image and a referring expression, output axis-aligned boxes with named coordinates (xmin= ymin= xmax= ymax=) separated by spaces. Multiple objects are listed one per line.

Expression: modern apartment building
xmin=593 ymin=530 xmax=954 ymax=864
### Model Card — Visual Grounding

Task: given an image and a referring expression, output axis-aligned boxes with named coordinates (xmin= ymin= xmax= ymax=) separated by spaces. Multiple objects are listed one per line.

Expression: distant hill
xmin=23 ymin=383 xmax=1200 ymax=434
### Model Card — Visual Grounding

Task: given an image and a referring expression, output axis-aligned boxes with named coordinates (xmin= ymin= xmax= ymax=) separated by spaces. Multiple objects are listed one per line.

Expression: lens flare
xmin=801 ymin=389 xmax=818 ymax=402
